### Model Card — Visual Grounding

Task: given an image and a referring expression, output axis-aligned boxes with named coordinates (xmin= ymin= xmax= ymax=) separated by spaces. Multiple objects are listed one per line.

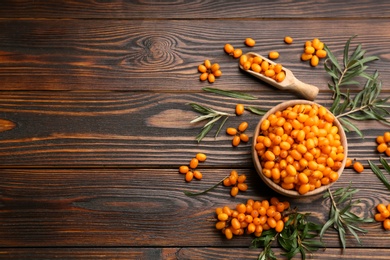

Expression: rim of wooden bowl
xmin=252 ymin=100 xmax=348 ymax=198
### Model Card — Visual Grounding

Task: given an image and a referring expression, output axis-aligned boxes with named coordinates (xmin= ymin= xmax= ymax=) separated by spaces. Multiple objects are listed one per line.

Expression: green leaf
xmin=338 ymin=117 xmax=364 ymax=138
xmin=195 ymin=122 xmax=214 ymax=143
xmin=245 ymin=106 xmax=268 ymax=115
xmin=324 ymin=44 xmax=342 ymax=72
xmin=369 ymin=160 xmax=390 ymax=190
xmin=214 ymin=116 xmax=228 ymax=138
xmin=202 ymin=87 xmax=258 ymax=100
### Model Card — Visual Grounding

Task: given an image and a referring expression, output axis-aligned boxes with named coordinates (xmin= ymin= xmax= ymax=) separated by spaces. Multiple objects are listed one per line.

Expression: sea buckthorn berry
xmin=384 ymin=219 xmax=390 ymax=230
xmin=215 ymin=221 xmax=226 ymax=230
xmin=238 ymin=122 xmax=249 ymax=132
xmin=377 ymin=203 xmax=387 ymax=213
xmin=240 ymin=54 xmax=248 ymax=66
xmin=226 ymin=127 xmax=237 ymax=136
xmin=179 ymin=165 xmax=189 ymax=174
xmin=235 ymin=104 xmax=245 ymax=116
xmin=208 ymin=73 xmax=215 ymax=83
xmin=230 ymin=186 xmax=239 ymax=197
xmin=384 ymin=132 xmax=390 ymax=142
xmin=310 ymin=55 xmax=319 ymax=67
xmin=305 ymin=46 xmax=315 ymax=55
xmin=211 ymin=63 xmax=220 ymax=72
xmin=316 ymin=49 xmax=327 ymax=58
xmin=345 ymin=158 xmax=352 ymax=167
xmin=245 ymin=38 xmax=256 ymax=47
xmin=253 ymin=56 xmax=262 ymax=64
xmin=233 ymin=49 xmax=243 ymax=58
xmin=200 ymin=72 xmax=208 ymax=81
xmin=237 ymin=183 xmax=248 ymax=191
xmin=275 ymin=219 xmax=284 ymax=233
xmin=193 ymin=170 xmax=203 ymax=180
xmin=213 ymin=70 xmax=222 ymax=77
xmin=251 ymin=63 xmax=261 ymax=73
xmin=204 ymin=60 xmax=211 ymax=69
xmin=190 ymin=158 xmax=199 ymax=169
xmin=196 ymin=153 xmax=207 ymax=162
xmin=378 ymin=143 xmax=388 ymax=153
xmin=238 ymin=174 xmax=247 ymax=183
xmin=232 ymin=135 xmax=241 ymax=146
xmin=198 ymin=64 xmax=207 ymax=73
xmin=185 ymin=171 xmax=194 ymax=182
xmin=284 ymin=36 xmax=293 ymax=44
xmin=268 ymin=51 xmax=280 ymax=60
xmin=353 ymin=161 xmax=364 ymax=173
xmin=225 ymin=227 xmax=233 ymax=239
xmin=301 ymin=53 xmax=312 ymax=61
xmin=240 ymin=133 xmax=249 ymax=142
xmin=224 ymin=43 xmax=234 ymax=54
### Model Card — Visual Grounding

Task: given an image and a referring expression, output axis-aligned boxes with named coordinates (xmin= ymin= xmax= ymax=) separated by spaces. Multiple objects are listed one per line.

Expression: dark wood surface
xmin=1 ymin=1 xmax=390 ymax=259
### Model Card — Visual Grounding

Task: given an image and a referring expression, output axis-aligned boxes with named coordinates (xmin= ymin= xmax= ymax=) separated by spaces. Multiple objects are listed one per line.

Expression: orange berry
xmin=232 ymin=135 xmax=241 ymax=147
xmin=238 ymin=121 xmax=248 ymax=132
xmin=235 ymin=104 xmax=245 ymax=116
xmin=200 ymin=72 xmax=208 ymax=81
xmin=268 ymin=51 xmax=279 ymax=60
xmin=230 ymin=186 xmax=239 ymax=197
xmin=245 ymin=38 xmax=256 ymax=47
xmin=224 ymin=43 xmax=234 ymax=54
xmin=189 ymin=158 xmax=199 ymax=169
xmin=193 ymin=170 xmax=203 ymax=180
xmin=353 ymin=161 xmax=364 ymax=173
xmin=275 ymin=219 xmax=284 ymax=232
xmin=384 ymin=219 xmax=390 ymax=230
xmin=284 ymin=36 xmax=293 ymax=44
xmin=233 ymin=49 xmax=242 ymax=58
xmin=185 ymin=171 xmax=194 ymax=182
xmin=179 ymin=165 xmax=189 ymax=174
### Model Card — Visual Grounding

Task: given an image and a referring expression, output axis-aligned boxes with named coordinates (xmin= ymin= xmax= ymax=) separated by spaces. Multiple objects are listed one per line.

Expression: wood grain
xmin=2 ymin=247 xmax=390 ymax=260
xmin=1 ymin=0 xmax=390 ymax=19
xmin=0 ymin=168 xmax=388 ymax=248
xmin=1 ymin=1 xmax=390 ymax=258
xmin=0 ymin=20 xmax=389 ymax=91
xmin=0 ymin=91 xmax=386 ymax=167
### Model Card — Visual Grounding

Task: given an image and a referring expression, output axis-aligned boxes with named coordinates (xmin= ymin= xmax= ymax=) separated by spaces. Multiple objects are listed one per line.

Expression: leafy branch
xmin=368 ymin=157 xmax=390 ymax=191
xmin=252 ymin=212 xmax=323 ymax=260
xmin=320 ymin=184 xmax=374 ymax=249
xmin=188 ymin=103 xmax=234 ymax=143
xmin=324 ymin=35 xmax=390 ymax=137
xmin=183 ymin=175 xmax=228 ymax=196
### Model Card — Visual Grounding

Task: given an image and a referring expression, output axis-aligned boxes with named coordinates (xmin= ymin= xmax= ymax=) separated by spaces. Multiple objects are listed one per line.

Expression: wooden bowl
xmin=252 ymin=100 xmax=348 ymax=198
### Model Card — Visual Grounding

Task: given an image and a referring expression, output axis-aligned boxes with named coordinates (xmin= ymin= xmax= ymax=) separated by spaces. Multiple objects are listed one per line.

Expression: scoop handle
xmin=290 ymin=78 xmax=319 ymax=101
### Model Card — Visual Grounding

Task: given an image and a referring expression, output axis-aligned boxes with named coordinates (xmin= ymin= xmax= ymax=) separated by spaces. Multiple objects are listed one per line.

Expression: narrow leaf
xmin=202 ymin=87 xmax=257 ymax=100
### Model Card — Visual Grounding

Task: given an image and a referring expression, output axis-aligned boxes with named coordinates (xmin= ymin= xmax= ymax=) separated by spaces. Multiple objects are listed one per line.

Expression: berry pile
xmin=301 ymin=38 xmax=327 ymax=67
xmin=375 ymin=203 xmax=390 ymax=230
xmin=226 ymin=121 xmax=249 ymax=147
xmin=239 ymin=54 xmax=286 ymax=83
xmin=198 ymin=60 xmax=222 ymax=83
xmin=376 ymin=131 xmax=390 ymax=156
xmin=215 ymin=197 xmax=290 ymax=239
xmin=179 ymin=153 xmax=207 ymax=182
xmin=255 ymin=104 xmax=345 ymax=194
xmin=223 ymin=170 xmax=248 ymax=197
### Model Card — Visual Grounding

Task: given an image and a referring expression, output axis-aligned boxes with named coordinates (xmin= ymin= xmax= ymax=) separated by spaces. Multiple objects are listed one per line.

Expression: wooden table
xmin=1 ymin=1 xmax=390 ymax=259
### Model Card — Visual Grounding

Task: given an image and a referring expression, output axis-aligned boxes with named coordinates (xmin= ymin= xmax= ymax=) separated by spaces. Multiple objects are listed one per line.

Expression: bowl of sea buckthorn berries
xmin=252 ymin=100 xmax=348 ymax=197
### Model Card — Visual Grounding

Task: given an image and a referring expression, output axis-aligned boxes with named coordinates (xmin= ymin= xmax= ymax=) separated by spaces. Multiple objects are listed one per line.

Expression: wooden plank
xmin=0 ymin=91 xmax=387 ymax=167
xmin=1 ymin=0 xmax=390 ymax=19
xmin=0 ymin=19 xmax=389 ymax=91
xmin=0 ymin=168 xmax=388 ymax=248
xmin=2 ymin=247 xmax=390 ymax=260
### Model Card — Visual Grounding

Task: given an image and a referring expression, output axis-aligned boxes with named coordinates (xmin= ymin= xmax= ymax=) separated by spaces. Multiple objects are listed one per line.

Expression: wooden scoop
xmin=239 ymin=52 xmax=319 ymax=101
